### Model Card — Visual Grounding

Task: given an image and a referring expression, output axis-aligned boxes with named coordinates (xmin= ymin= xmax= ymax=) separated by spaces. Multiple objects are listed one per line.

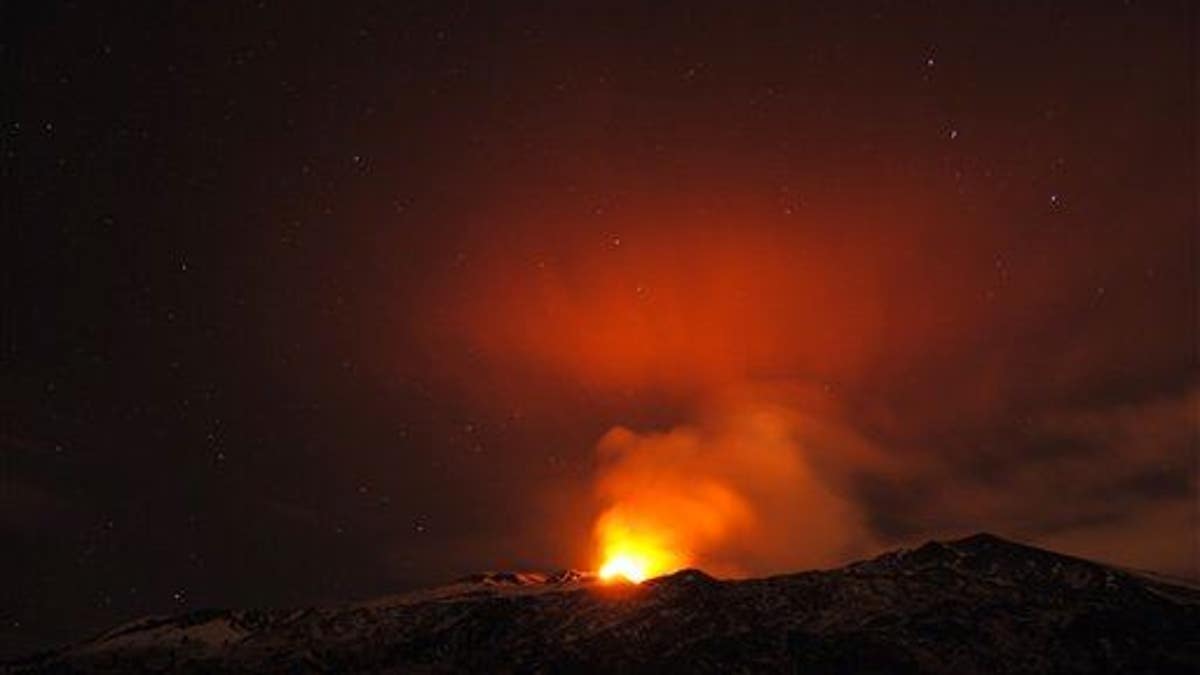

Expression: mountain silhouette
xmin=7 ymin=533 xmax=1197 ymax=673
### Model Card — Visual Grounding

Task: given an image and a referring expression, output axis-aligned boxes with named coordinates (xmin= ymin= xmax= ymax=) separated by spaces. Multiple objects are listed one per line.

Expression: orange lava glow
xmin=595 ymin=524 xmax=683 ymax=583
xmin=598 ymin=554 xmax=649 ymax=583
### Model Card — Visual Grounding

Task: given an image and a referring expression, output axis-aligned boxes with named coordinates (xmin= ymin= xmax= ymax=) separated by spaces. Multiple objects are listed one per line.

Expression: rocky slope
xmin=7 ymin=533 xmax=1198 ymax=673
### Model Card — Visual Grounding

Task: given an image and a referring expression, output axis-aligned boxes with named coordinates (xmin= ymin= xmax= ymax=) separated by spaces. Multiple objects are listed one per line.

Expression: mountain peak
xmin=945 ymin=531 xmax=1054 ymax=555
xmin=948 ymin=531 xmax=1017 ymax=547
xmin=847 ymin=531 xmax=1139 ymax=595
xmin=880 ymin=531 xmax=1056 ymax=561
xmin=644 ymin=567 xmax=718 ymax=589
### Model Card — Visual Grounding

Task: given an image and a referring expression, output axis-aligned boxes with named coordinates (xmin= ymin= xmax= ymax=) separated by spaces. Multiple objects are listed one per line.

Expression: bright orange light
xmin=594 ymin=509 xmax=686 ymax=584
xmin=598 ymin=553 xmax=649 ymax=583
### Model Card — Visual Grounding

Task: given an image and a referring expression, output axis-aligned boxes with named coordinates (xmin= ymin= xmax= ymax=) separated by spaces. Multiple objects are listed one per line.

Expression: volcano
xmin=7 ymin=534 xmax=1197 ymax=673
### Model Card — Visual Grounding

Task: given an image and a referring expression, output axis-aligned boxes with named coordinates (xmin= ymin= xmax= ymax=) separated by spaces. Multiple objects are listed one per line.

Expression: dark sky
xmin=3 ymin=0 xmax=1196 ymax=657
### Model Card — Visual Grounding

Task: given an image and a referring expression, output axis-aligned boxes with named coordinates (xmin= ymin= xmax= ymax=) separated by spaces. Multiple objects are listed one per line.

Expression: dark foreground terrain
xmin=7 ymin=533 xmax=1198 ymax=673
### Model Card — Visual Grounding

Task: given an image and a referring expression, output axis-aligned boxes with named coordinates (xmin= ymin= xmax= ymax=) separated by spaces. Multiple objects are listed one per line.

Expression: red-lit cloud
xmin=411 ymin=149 xmax=1195 ymax=579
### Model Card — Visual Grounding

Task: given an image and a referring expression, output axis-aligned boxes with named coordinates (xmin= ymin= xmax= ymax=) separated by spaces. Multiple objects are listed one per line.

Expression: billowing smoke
xmin=592 ymin=386 xmax=884 ymax=577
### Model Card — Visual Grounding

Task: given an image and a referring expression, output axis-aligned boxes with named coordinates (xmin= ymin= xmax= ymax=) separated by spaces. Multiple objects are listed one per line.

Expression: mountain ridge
xmin=7 ymin=533 xmax=1198 ymax=673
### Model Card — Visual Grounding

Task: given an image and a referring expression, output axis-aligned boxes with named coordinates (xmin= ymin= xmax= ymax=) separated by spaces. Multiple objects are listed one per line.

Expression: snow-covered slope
xmin=6 ymin=534 xmax=1198 ymax=673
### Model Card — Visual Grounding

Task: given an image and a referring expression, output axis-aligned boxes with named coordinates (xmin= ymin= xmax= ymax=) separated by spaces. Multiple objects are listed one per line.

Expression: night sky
xmin=3 ymin=1 xmax=1196 ymax=656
